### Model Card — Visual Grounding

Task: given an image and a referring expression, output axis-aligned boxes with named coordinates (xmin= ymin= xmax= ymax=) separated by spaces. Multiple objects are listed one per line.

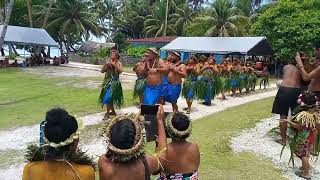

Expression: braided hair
xmin=171 ymin=113 xmax=191 ymax=141
xmin=110 ymin=119 xmax=136 ymax=149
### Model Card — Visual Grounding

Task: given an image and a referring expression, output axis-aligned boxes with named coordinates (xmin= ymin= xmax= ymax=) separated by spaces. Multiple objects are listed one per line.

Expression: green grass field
xmin=0 ymin=68 xmax=135 ymax=129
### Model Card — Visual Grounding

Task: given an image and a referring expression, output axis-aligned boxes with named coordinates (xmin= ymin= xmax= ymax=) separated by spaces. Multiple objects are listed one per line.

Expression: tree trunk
xmin=163 ymin=0 xmax=169 ymax=36
xmin=0 ymin=8 xmax=4 ymax=24
xmin=0 ymin=0 xmax=14 ymax=48
xmin=58 ymin=41 xmax=63 ymax=56
xmin=42 ymin=0 xmax=54 ymax=28
xmin=12 ymin=45 xmax=19 ymax=55
xmin=47 ymin=46 xmax=51 ymax=58
xmin=26 ymin=0 xmax=33 ymax=27
xmin=66 ymin=35 xmax=71 ymax=55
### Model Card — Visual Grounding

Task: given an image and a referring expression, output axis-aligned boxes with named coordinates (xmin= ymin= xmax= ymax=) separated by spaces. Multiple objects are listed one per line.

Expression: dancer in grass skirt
xmin=182 ymin=55 xmax=199 ymax=114
xmin=133 ymin=55 xmax=147 ymax=105
xmin=99 ymin=50 xmax=123 ymax=119
xmin=197 ymin=56 xmax=219 ymax=106
xmin=245 ymin=61 xmax=258 ymax=92
xmin=218 ymin=58 xmax=232 ymax=100
xmin=281 ymin=92 xmax=320 ymax=180
xmin=230 ymin=59 xmax=242 ymax=97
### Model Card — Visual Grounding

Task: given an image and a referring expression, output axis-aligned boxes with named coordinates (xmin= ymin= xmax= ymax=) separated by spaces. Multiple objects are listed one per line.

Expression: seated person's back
xmin=99 ymin=109 xmax=168 ymax=180
xmin=159 ymin=112 xmax=200 ymax=179
xmin=23 ymin=160 xmax=94 ymax=180
xmin=22 ymin=108 xmax=95 ymax=180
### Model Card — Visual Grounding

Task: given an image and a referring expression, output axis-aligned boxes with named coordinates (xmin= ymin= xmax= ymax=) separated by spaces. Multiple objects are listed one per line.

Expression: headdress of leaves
xmin=101 ymin=113 xmax=146 ymax=163
xmin=165 ymin=112 xmax=192 ymax=139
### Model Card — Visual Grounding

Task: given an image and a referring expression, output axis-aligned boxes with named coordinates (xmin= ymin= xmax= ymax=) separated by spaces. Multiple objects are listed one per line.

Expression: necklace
xmin=147 ymin=59 xmax=157 ymax=69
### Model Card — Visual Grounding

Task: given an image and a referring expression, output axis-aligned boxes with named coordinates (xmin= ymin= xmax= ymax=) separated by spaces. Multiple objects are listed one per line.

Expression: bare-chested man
xmin=296 ymin=49 xmax=320 ymax=98
xmin=143 ymin=48 xmax=168 ymax=105
xmin=272 ymin=60 xmax=303 ymax=145
xmin=164 ymin=52 xmax=187 ymax=112
xmin=133 ymin=55 xmax=148 ymax=104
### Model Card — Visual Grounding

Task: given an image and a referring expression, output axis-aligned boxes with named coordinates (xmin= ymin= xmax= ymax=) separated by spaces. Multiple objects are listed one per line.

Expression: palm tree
xmin=26 ymin=0 xmax=33 ymax=27
xmin=47 ymin=0 xmax=102 ymax=53
xmin=196 ymin=0 xmax=249 ymax=37
xmin=172 ymin=4 xmax=196 ymax=35
xmin=144 ymin=0 xmax=176 ymax=37
xmin=112 ymin=0 xmax=149 ymax=38
xmin=0 ymin=0 xmax=14 ymax=48
xmin=42 ymin=0 xmax=54 ymax=28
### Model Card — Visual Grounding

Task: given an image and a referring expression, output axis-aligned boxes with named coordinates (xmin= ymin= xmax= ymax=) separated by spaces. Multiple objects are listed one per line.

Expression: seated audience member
xmin=10 ymin=60 xmax=18 ymax=67
xmin=99 ymin=105 xmax=167 ymax=180
xmin=53 ymin=56 xmax=60 ymax=66
xmin=157 ymin=112 xmax=200 ymax=180
xmin=22 ymin=108 xmax=95 ymax=180
xmin=0 ymin=60 xmax=4 ymax=67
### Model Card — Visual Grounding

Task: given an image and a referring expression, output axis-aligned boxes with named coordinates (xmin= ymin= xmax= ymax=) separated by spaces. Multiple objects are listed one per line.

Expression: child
xmin=282 ymin=92 xmax=320 ymax=179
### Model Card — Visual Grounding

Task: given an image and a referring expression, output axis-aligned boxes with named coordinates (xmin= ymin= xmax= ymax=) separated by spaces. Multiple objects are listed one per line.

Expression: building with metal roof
xmin=160 ymin=36 xmax=273 ymax=62
xmin=0 ymin=25 xmax=58 ymax=47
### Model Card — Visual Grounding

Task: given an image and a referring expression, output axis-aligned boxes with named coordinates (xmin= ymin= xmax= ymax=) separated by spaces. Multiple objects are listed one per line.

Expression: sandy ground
xmin=0 ymin=88 xmax=277 ymax=179
xmin=22 ymin=66 xmax=136 ymax=90
xmin=231 ymin=115 xmax=320 ymax=180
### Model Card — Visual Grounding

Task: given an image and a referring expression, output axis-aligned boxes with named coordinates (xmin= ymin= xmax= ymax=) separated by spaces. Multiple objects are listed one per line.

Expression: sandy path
xmin=231 ymin=116 xmax=320 ymax=180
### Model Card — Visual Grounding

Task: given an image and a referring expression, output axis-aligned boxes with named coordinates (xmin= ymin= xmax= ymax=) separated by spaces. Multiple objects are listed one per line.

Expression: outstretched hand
xmin=295 ymin=52 xmax=303 ymax=66
xmin=156 ymin=104 xmax=164 ymax=121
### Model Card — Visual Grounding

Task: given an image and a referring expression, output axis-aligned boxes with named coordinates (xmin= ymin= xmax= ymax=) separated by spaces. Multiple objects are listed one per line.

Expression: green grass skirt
xmin=133 ymin=78 xmax=146 ymax=99
xmin=99 ymin=80 xmax=124 ymax=108
xmin=182 ymin=77 xmax=196 ymax=99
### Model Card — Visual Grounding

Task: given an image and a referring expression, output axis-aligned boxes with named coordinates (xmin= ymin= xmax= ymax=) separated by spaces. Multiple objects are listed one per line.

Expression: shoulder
xmin=74 ymin=164 xmax=95 ymax=178
xmin=23 ymin=161 xmax=43 ymax=171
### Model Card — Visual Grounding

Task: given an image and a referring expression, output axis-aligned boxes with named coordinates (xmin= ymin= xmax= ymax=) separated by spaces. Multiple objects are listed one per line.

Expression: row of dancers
xmin=99 ymin=48 xmax=269 ymax=118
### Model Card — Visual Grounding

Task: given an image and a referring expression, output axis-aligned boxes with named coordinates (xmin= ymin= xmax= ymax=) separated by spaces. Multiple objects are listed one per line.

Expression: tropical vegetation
xmin=1 ymin=0 xmax=319 ymax=61
xmin=251 ymin=0 xmax=320 ymax=60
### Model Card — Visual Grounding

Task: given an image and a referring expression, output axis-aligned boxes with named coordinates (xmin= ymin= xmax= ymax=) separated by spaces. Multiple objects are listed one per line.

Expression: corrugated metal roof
xmin=128 ymin=36 xmax=176 ymax=43
xmin=161 ymin=37 xmax=273 ymax=55
xmin=0 ymin=25 xmax=59 ymax=47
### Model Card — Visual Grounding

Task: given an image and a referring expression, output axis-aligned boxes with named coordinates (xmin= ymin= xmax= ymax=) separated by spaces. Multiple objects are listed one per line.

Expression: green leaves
xmin=251 ymin=0 xmax=320 ymax=61
xmin=125 ymin=45 xmax=149 ymax=58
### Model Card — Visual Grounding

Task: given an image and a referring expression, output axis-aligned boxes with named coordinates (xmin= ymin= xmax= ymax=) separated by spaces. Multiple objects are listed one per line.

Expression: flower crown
xmin=297 ymin=93 xmax=320 ymax=107
xmin=46 ymin=115 xmax=83 ymax=148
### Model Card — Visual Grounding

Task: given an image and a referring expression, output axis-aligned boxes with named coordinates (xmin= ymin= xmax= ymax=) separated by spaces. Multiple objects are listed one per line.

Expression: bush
xmin=95 ymin=47 xmax=111 ymax=58
xmin=112 ymin=32 xmax=128 ymax=52
xmin=8 ymin=53 xmax=17 ymax=60
xmin=125 ymin=45 xmax=150 ymax=58
xmin=251 ymin=0 xmax=320 ymax=61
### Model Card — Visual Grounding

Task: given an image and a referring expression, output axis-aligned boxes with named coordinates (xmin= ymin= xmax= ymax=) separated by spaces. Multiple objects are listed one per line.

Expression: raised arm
xmin=157 ymin=59 xmax=169 ymax=74
xmin=282 ymin=119 xmax=304 ymax=131
xmin=200 ymin=62 xmax=209 ymax=74
xmin=101 ymin=64 xmax=108 ymax=73
xmin=147 ymin=104 xmax=168 ymax=174
xmin=113 ymin=61 xmax=123 ymax=74
xmin=296 ymin=52 xmax=320 ymax=81
xmin=173 ymin=64 xmax=187 ymax=78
